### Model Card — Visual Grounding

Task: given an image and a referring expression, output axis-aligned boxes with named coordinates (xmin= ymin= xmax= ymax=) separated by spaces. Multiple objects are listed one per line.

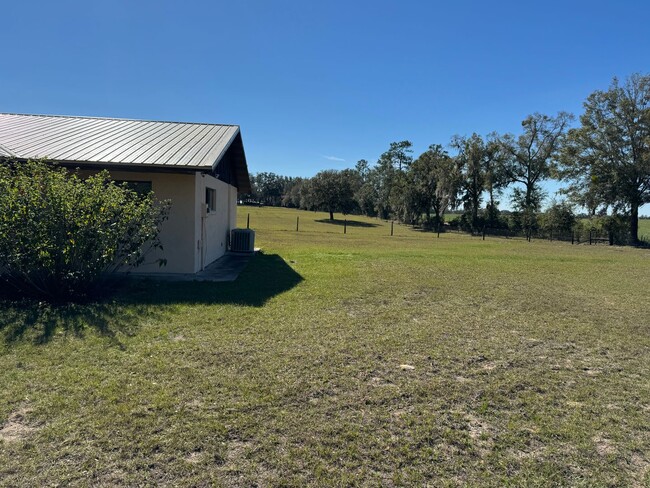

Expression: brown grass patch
xmin=0 ymin=407 xmax=38 ymax=443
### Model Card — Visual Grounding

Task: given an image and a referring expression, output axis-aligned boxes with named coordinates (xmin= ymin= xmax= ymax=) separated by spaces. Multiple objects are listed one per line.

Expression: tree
xmin=281 ymin=177 xmax=305 ymax=208
xmin=298 ymin=178 xmax=316 ymax=210
xmin=411 ymin=144 xmax=460 ymax=226
xmin=560 ymin=74 xmax=650 ymax=245
xmin=355 ymin=178 xmax=379 ymax=217
xmin=309 ymin=169 xmax=359 ymax=220
xmin=352 ymin=159 xmax=379 ymax=217
xmin=499 ymin=112 xmax=573 ymax=237
xmin=380 ymin=141 xmax=414 ymax=171
xmin=388 ymin=170 xmax=424 ymax=225
xmin=373 ymin=141 xmax=414 ymax=219
xmin=0 ymin=160 xmax=169 ymax=301
xmin=539 ymin=200 xmax=576 ymax=237
xmin=355 ymin=159 xmax=371 ymax=181
xmin=480 ymin=133 xmax=508 ymax=226
xmin=251 ymin=172 xmax=287 ymax=206
xmin=451 ymin=133 xmax=501 ymax=230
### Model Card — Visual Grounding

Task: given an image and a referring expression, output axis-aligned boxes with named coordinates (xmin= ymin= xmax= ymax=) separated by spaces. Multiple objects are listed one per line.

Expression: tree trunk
xmin=329 ymin=209 xmax=334 ymax=221
xmin=630 ymin=203 xmax=639 ymax=246
xmin=472 ymin=192 xmax=479 ymax=230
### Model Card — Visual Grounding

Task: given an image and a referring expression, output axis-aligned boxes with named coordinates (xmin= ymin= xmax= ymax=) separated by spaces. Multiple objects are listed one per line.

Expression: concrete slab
xmin=130 ymin=251 xmax=256 ymax=282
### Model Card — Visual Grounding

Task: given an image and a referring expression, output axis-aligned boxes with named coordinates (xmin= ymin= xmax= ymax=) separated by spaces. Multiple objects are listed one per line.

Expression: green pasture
xmin=0 ymin=206 xmax=648 ymax=487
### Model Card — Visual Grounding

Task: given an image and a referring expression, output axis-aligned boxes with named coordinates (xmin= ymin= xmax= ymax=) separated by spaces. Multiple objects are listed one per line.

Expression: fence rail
xmin=240 ymin=210 xmax=643 ymax=246
xmin=444 ymin=224 xmax=616 ymax=245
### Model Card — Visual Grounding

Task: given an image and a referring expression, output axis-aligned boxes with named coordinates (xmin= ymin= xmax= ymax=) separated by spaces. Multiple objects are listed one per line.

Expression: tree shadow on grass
xmin=0 ymin=252 xmax=303 ymax=346
xmin=0 ymin=300 xmax=148 ymax=348
xmin=314 ymin=218 xmax=379 ymax=228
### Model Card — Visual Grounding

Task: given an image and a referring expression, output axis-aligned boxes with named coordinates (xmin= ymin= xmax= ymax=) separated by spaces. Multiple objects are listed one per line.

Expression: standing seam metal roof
xmin=0 ymin=113 xmax=243 ymax=170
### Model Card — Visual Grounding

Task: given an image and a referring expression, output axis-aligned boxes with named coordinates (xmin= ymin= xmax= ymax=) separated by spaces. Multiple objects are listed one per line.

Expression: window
xmin=114 ymin=180 xmax=152 ymax=196
xmin=206 ymin=188 xmax=216 ymax=213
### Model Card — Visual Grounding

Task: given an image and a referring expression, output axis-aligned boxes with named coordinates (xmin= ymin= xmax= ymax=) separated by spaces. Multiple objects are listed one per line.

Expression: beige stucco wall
xmin=78 ymin=170 xmax=198 ymax=274
xmin=76 ymin=169 xmax=238 ymax=274
xmin=194 ymin=173 xmax=237 ymax=272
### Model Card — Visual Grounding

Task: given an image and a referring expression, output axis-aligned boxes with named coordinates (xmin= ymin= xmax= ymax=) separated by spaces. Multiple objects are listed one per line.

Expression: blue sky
xmin=1 ymin=0 xmax=649 ymax=212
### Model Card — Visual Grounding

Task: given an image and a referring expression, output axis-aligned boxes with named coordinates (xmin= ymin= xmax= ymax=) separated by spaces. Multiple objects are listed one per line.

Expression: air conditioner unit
xmin=230 ymin=228 xmax=255 ymax=253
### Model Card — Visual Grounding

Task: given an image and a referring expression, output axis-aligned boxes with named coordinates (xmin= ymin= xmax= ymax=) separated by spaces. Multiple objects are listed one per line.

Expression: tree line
xmin=242 ymin=74 xmax=649 ymax=245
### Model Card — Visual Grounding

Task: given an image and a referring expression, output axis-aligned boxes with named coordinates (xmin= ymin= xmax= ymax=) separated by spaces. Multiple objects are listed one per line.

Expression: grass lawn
xmin=639 ymin=218 xmax=650 ymax=241
xmin=1 ymin=206 xmax=649 ymax=487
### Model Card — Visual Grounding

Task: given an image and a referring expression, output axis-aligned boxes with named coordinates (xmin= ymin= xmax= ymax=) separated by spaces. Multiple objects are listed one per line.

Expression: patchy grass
xmin=1 ymin=206 xmax=649 ymax=487
xmin=639 ymin=218 xmax=650 ymax=241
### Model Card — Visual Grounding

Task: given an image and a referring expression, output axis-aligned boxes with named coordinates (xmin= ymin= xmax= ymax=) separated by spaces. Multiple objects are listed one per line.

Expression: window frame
xmin=114 ymin=180 xmax=153 ymax=196
xmin=205 ymin=187 xmax=216 ymax=214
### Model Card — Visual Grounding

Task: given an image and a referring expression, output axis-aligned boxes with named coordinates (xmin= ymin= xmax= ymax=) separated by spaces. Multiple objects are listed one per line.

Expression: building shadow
xmin=314 ymin=218 xmax=379 ymax=228
xmin=0 ymin=252 xmax=303 ymax=345
xmin=123 ymin=252 xmax=303 ymax=307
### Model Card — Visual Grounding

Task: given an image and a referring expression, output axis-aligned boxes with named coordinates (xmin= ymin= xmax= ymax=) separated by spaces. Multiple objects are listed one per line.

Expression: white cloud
xmin=321 ymin=155 xmax=346 ymax=162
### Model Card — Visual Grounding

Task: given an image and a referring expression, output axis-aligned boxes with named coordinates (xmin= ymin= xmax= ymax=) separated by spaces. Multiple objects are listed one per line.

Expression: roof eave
xmin=2 ymin=157 xmax=213 ymax=174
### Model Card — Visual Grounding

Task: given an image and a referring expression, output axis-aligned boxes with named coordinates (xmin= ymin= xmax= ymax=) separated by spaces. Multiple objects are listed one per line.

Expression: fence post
xmin=391 ymin=221 xmax=394 ymax=236
xmin=344 ymin=219 xmax=347 ymax=234
xmin=296 ymin=216 xmax=299 ymax=232
xmin=571 ymin=232 xmax=574 ymax=245
xmin=437 ymin=223 xmax=441 ymax=238
xmin=589 ymin=230 xmax=592 ymax=245
xmin=247 ymin=213 xmax=250 ymax=229
xmin=482 ymin=226 xmax=486 ymax=241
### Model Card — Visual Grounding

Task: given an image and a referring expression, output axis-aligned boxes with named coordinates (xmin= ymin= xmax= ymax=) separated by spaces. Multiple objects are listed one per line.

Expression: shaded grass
xmin=0 ymin=206 xmax=648 ymax=486
xmin=314 ymin=218 xmax=380 ymax=228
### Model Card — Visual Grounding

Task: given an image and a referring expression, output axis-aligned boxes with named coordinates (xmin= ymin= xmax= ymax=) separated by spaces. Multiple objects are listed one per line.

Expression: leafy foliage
xmin=409 ymin=144 xmax=459 ymax=226
xmin=0 ymin=160 xmax=170 ymax=301
xmin=308 ymin=169 xmax=360 ymax=220
xmin=498 ymin=112 xmax=573 ymax=236
xmin=451 ymin=133 xmax=502 ymax=230
xmin=560 ymin=73 xmax=650 ymax=244
xmin=538 ymin=201 xmax=576 ymax=236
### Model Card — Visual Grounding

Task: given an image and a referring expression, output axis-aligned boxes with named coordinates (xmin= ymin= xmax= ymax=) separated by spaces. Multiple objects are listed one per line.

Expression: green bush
xmin=539 ymin=202 xmax=576 ymax=236
xmin=0 ymin=159 xmax=170 ymax=301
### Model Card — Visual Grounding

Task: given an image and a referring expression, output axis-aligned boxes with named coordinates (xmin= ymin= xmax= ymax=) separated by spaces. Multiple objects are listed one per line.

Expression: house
xmin=0 ymin=113 xmax=251 ymax=274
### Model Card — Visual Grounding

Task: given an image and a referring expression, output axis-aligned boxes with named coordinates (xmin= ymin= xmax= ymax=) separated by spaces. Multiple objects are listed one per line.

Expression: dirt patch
xmin=0 ymin=407 xmax=38 ymax=442
xmin=510 ymin=440 xmax=546 ymax=460
xmin=370 ymin=376 xmax=395 ymax=388
xmin=226 ymin=439 xmax=253 ymax=465
xmin=185 ymin=398 xmax=202 ymax=409
xmin=219 ymin=439 xmax=279 ymax=486
xmin=583 ymin=367 xmax=603 ymax=376
xmin=392 ymin=407 xmax=413 ymax=418
xmin=465 ymin=414 xmax=495 ymax=458
xmin=593 ymin=435 xmax=616 ymax=456
xmin=466 ymin=414 xmax=491 ymax=440
xmin=185 ymin=451 xmax=204 ymax=464
xmin=629 ymin=453 xmax=650 ymax=488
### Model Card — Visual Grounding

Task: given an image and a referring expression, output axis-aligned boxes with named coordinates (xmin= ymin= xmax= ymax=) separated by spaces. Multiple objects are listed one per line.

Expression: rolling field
xmin=0 ymin=206 xmax=649 ymax=487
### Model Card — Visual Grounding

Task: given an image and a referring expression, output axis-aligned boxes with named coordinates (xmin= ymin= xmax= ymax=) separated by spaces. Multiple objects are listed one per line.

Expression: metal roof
xmin=0 ymin=113 xmax=251 ymax=191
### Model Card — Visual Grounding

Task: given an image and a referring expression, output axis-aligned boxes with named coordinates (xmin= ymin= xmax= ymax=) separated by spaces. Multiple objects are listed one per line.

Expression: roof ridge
xmin=0 ymin=112 xmax=239 ymax=128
